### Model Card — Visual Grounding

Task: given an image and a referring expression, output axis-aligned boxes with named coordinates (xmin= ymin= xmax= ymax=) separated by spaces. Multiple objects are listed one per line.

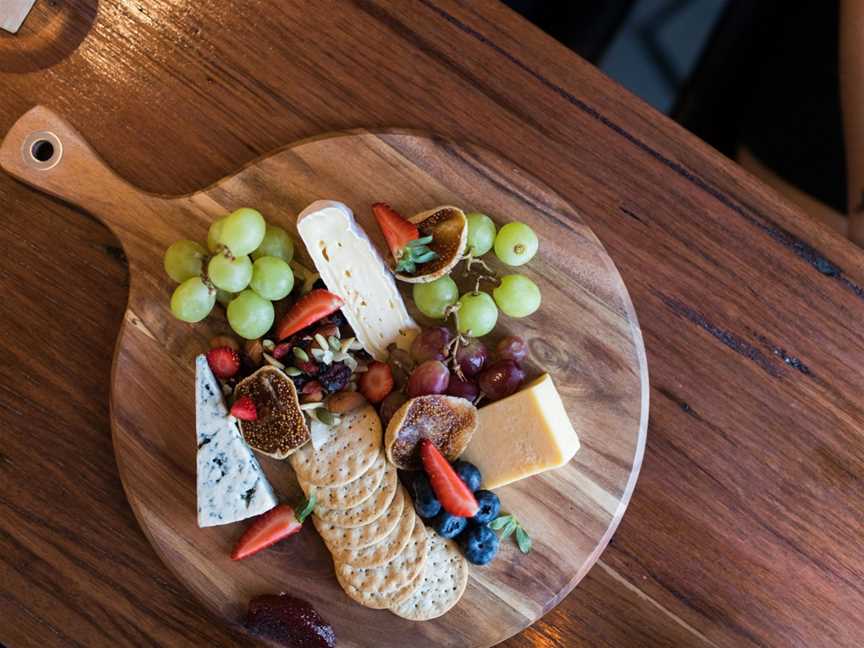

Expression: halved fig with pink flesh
xmin=384 ymin=395 xmax=477 ymax=470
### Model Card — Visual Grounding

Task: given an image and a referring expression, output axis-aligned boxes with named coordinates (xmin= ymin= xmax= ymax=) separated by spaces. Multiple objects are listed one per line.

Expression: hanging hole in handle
xmin=31 ymin=140 xmax=54 ymax=162
xmin=22 ymin=131 xmax=62 ymax=170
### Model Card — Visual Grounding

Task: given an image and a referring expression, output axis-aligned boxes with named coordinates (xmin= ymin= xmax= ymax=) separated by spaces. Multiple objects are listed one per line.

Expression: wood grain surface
xmin=1 ymin=1 xmax=863 ymax=647
xmin=0 ymin=106 xmax=647 ymax=648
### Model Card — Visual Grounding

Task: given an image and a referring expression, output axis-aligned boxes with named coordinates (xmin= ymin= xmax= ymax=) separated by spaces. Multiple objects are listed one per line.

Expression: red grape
xmin=496 ymin=335 xmax=528 ymax=363
xmin=410 ymin=327 xmax=452 ymax=363
xmin=446 ymin=375 xmax=479 ymax=401
xmin=379 ymin=390 xmax=408 ymax=426
xmin=477 ymin=360 xmax=525 ymax=401
xmin=454 ymin=340 xmax=488 ymax=378
xmin=407 ymin=360 xmax=450 ymax=397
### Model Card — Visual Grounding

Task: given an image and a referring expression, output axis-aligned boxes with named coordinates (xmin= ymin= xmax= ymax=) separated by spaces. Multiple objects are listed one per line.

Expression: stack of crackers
xmin=289 ymin=404 xmax=468 ymax=620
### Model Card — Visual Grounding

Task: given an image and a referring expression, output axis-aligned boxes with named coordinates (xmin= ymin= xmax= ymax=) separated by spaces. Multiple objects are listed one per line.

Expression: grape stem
xmin=200 ymin=256 xmax=217 ymax=294
xmin=472 ymin=274 xmax=498 ymax=295
xmin=216 ymin=244 xmax=236 ymax=261
xmin=442 ymin=303 xmax=470 ymax=382
xmin=462 ymin=252 xmax=495 ymax=277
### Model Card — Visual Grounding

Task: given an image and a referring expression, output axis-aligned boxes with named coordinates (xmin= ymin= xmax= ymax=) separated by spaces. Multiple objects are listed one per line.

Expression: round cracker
xmin=390 ymin=531 xmax=468 ymax=621
xmin=315 ymin=461 xmax=398 ymax=528
xmin=304 ymin=451 xmax=386 ymax=510
xmin=289 ymin=405 xmax=381 ymax=487
xmin=335 ymin=519 xmax=429 ymax=609
xmin=334 ymin=505 xmax=417 ymax=569
xmin=315 ymin=486 xmax=406 ymax=551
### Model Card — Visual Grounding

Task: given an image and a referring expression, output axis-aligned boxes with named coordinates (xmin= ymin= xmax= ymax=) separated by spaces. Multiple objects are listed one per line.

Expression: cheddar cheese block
xmin=460 ymin=373 xmax=580 ymax=489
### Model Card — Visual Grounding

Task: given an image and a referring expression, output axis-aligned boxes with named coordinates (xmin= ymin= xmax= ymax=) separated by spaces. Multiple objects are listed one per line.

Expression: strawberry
xmin=230 ymin=395 xmax=258 ymax=421
xmin=357 ymin=361 xmax=394 ymax=404
xmin=372 ymin=203 xmax=439 ymax=274
xmin=275 ymin=289 xmax=344 ymax=341
xmin=231 ymin=497 xmax=315 ymax=560
xmin=420 ymin=438 xmax=479 ymax=517
xmin=206 ymin=346 xmax=240 ymax=380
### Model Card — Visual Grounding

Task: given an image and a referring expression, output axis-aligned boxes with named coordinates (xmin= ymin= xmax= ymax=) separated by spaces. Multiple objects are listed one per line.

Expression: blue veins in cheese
xmin=195 ymin=355 xmax=278 ymax=527
xmin=297 ymin=200 xmax=419 ymax=361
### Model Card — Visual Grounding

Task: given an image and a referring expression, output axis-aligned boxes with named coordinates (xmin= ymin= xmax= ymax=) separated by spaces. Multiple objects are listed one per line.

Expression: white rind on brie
xmin=195 ymin=355 xmax=278 ymax=527
xmin=297 ymin=200 xmax=419 ymax=361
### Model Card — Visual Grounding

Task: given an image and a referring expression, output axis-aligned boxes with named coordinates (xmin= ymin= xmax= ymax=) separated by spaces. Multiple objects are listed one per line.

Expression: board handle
xmin=0 ymin=105 xmax=153 ymax=226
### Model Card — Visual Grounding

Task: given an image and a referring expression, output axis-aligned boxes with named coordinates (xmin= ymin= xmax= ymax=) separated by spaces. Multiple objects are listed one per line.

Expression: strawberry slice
xmin=357 ymin=361 xmax=394 ymax=404
xmin=420 ymin=438 xmax=479 ymax=517
xmin=206 ymin=346 xmax=241 ymax=380
xmin=275 ymin=289 xmax=344 ymax=341
xmin=372 ymin=203 xmax=439 ymax=274
xmin=230 ymin=395 xmax=258 ymax=421
xmin=231 ymin=497 xmax=315 ymax=560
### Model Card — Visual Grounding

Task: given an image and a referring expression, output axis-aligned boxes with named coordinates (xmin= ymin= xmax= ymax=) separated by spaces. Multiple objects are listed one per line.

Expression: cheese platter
xmin=0 ymin=106 xmax=648 ymax=648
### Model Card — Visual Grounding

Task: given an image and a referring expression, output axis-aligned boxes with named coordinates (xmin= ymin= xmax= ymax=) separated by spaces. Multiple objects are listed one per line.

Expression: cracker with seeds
xmin=302 ymin=451 xmax=386 ymax=510
xmin=315 ymin=460 xmax=397 ymax=528
xmin=390 ymin=530 xmax=468 ymax=621
xmin=315 ymin=486 xmax=406 ymax=550
xmin=333 ymin=504 xmax=417 ymax=569
xmin=335 ymin=518 xmax=428 ymax=609
xmin=289 ymin=405 xmax=381 ymax=486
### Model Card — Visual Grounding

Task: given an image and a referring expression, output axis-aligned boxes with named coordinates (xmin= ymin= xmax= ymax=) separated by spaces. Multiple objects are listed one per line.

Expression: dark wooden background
xmin=2 ymin=1 xmax=863 ymax=646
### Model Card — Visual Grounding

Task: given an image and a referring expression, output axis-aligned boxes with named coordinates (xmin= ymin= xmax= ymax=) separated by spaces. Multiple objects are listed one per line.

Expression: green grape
xmin=252 ymin=224 xmax=295 ymax=262
xmin=494 ymin=222 xmax=538 ymax=266
xmin=207 ymin=216 xmax=227 ymax=253
xmin=208 ymin=254 xmax=253 ymax=292
xmin=250 ymin=256 xmax=294 ymax=300
xmin=170 ymin=277 xmax=215 ymax=323
xmin=218 ymin=207 xmax=266 ymax=256
xmin=215 ymin=289 xmax=235 ymax=307
xmin=227 ymin=290 xmax=275 ymax=339
xmin=493 ymin=274 xmax=541 ymax=317
xmin=456 ymin=291 xmax=498 ymax=337
xmin=413 ymin=276 xmax=459 ymax=319
xmin=164 ymin=240 xmax=206 ymax=283
xmin=465 ymin=212 xmax=497 ymax=256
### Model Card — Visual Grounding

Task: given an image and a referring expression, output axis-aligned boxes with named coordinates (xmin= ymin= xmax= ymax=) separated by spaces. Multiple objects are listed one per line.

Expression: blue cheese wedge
xmin=195 ymin=355 xmax=278 ymax=527
xmin=297 ymin=200 xmax=419 ymax=361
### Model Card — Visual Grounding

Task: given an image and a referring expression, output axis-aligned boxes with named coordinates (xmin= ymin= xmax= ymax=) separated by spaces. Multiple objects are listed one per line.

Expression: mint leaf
xmin=516 ymin=526 xmax=532 ymax=553
xmin=297 ymin=491 xmax=316 ymax=523
xmin=501 ymin=518 xmax=518 ymax=539
xmin=490 ymin=514 xmax=512 ymax=530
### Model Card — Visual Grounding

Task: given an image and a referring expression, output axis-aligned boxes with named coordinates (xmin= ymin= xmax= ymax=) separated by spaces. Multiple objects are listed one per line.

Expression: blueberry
xmin=411 ymin=472 xmax=441 ymax=519
xmin=452 ymin=460 xmax=482 ymax=492
xmin=460 ymin=523 xmax=499 ymax=565
xmin=432 ymin=511 xmax=467 ymax=539
xmin=472 ymin=490 xmax=500 ymax=525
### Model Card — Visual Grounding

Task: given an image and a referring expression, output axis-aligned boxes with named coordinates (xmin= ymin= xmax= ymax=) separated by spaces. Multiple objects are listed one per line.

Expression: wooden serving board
xmin=0 ymin=106 xmax=648 ymax=648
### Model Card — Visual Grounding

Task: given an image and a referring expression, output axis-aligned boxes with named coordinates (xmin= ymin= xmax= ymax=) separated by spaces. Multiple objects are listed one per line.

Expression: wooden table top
xmin=1 ymin=2 xmax=862 ymax=647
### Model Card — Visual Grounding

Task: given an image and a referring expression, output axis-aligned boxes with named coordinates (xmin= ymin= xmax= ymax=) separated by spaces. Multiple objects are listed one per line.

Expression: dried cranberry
xmin=318 ymin=362 xmax=352 ymax=393
xmin=272 ymin=342 xmax=293 ymax=361
xmin=295 ymin=359 xmax=320 ymax=376
xmin=288 ymin=373 xmax=308 ymax=391
xmin=302 ymin=380 xmax=324 ymax=402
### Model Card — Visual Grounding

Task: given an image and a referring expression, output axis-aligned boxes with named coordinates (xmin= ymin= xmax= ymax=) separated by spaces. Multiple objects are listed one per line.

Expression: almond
xmin=327 ymin=390 xmax=367 ymax=414
xmin=244 ymin=338 xmax=264 ymax=366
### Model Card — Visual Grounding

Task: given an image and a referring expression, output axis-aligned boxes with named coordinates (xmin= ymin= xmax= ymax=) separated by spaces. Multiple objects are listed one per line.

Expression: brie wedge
xmin=195 ymin=355 xmax=278 ymax=527
xmin=297 ymin=200 xmax=419 ymax=360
